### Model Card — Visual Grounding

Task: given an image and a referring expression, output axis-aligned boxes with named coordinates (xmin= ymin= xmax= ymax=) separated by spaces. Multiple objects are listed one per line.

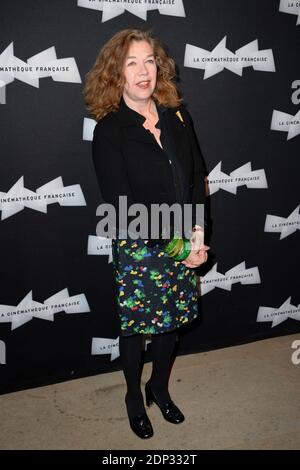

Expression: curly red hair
xmin=83 ymin=27 xmax=183 ymax=121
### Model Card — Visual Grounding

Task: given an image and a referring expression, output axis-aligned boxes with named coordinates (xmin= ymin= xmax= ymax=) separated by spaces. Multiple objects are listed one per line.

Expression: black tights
xmin=119 ymin=331 xmax=177 ymax=418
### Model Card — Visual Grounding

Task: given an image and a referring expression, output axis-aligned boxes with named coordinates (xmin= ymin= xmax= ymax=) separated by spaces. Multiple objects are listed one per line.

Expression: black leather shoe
xmin=128 ymin=413 xmax=154 ymax=439
xmin=145 ymin=381 xmax=185 ymax=424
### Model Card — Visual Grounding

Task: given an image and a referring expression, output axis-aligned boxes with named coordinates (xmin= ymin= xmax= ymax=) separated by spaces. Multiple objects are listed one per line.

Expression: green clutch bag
xmin=163 ymin=238 xmax=191 ymax=261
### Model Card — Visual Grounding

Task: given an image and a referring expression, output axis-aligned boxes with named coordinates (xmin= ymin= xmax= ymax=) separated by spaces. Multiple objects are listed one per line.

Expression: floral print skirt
xmin=111 ymin=237 xmax=199 ymax=336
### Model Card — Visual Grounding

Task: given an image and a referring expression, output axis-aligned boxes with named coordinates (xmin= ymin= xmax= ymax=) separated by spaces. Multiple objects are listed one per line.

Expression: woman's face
xmin=122 ymin=40 xmax=157 ymax=103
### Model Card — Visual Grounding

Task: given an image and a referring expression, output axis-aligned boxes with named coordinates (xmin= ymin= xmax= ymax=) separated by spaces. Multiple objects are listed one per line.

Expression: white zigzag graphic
xmin=271 ymin=109 xmax=300 ymax=140
xmin=257 ymin=297 xmax=300 ymax=327
xmin=200 ymin=262 xmax=261 ymax=295
xmin=0 ymin=176 xmax=86 ymax=220
xmin=91 ymin=336 xmax=152 ymax=361
xmin=264 ymin=206 xmax=300 ymax=240
xmin=77 ymin=0 xmax=185 ymax=22
xmin=83 ymin=117 xmax=97 ymax=141
xmin=91 ymin=337 xmax=120 ymax=361
xmin=0 ymin=340 xmax=5 ymax=365
xmin=279 ymin=0 xmax=300 ymax=25
xmin=184 ymin=36 xmax=275 ymax=79
xmin=0 ymin=42 xmax=81 ymax=104
xmin=88 ymin=235 xmax=113 ymax=263
xmin=208 ymin=162 xmax=268 ymax=195
xmin=0 ymin=289 xmax=90 ymax=330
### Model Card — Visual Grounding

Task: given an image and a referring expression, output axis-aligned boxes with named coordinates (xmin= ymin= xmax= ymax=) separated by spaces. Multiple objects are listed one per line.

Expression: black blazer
xmin=92 ymin=95 xmax=207 ymax=239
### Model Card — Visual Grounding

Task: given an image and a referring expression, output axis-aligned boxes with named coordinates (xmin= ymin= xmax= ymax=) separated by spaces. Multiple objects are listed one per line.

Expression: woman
xmin=83 ymin=28 xmax=209 ymax=439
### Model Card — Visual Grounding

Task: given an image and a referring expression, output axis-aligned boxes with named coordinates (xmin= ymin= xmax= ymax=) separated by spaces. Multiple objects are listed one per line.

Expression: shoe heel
xmin=145 ymin=383 xmax=154 ymax=407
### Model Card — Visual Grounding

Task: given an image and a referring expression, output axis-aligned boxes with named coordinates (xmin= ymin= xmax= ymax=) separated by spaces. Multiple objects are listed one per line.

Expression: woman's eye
xmin=127 ymin=59 xmax=154 ymax=66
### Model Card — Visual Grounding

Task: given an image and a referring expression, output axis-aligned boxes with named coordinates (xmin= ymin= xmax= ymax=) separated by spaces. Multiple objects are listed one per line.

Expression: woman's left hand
xmin=182 ymin=245 xmax=210 ymax=268
xmin=181 ymin=228 xmax=209 ymax=268
xmin=190 ymin=227 xmax=205 ymax=251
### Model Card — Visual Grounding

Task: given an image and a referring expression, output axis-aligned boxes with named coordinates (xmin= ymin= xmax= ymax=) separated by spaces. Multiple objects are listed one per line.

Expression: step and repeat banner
xmin=0 ymin=0 xmax=299 ymax=393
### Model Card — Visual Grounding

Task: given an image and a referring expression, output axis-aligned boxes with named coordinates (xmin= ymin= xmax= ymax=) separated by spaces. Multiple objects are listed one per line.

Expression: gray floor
xmin=0 ymin=333 xmax=299 ymax=450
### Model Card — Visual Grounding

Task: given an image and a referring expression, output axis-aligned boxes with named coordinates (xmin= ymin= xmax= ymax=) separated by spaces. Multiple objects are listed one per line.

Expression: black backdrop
xmin=0 ymin=0 xmax=299 ymax=394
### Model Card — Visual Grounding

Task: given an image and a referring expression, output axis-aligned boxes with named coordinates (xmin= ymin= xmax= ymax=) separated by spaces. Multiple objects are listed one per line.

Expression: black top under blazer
xmin=92 ymin=95 xmax=207 ymax=240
